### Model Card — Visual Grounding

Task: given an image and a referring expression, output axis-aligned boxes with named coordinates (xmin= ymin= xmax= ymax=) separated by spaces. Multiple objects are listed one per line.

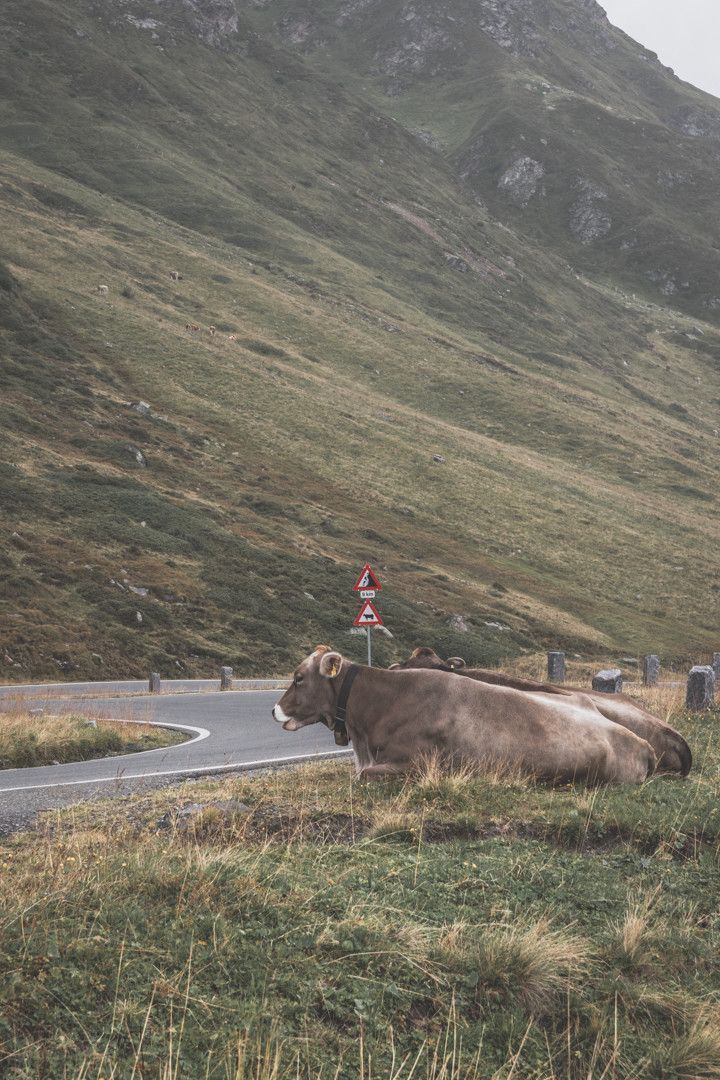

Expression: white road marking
xmin=0 ymin=748 xmax=353 ymax=793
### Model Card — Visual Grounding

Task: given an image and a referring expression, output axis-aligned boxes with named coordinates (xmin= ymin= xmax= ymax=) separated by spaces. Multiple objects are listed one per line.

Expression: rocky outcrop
xmin=444 ymin=253 xmax=470 ymax=272
xmin=181 ymin=0 xmax=238 ymax=46
xmin=669 ymin=105 xmax=720 ymax=140
xmin=476 ymin=0 xmax=540 ymax=57
xmin=569 ymin=178 xmax=611 ymax=243
xmin=497 ymin=156 xmax=545 ymax=207
xmin=657 ymin=170 xmax=691 ymax=192
xmin=335 ymin=0 xmax=381 ymax=25
xmin=476 ymin=0 xmax=613 ymax=57
xmin=277 ymin=14 xmax=316 ymax=45
xmin=118 ymin=0 xmax=239 ymax=47
xmin=411 ymin=128 xmax=442 ymax=150
xmin=372 ymin=13 xmax=454 ymax=77
xmin=647 ymin=270 xmax=680 ymax=297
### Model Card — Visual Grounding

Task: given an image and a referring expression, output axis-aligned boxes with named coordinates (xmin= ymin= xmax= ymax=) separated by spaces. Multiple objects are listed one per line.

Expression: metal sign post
xmin=353 ymin=572 xmax=383 ymax=667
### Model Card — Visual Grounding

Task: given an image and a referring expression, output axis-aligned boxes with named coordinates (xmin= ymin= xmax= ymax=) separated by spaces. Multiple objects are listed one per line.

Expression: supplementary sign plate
xmin=360 ymin=589 xmax=376 ymax=599
xmin=353 ymin=600 xmax=383 ymax=627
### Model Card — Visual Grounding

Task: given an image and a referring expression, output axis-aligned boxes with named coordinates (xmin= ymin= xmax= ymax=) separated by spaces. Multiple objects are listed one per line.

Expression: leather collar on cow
xmin=331 ymin=663 xmax=360 ymax=746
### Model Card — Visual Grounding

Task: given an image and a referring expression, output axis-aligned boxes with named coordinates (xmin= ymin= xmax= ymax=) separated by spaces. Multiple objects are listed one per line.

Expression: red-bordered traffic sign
xmin=353 ymin=600 xmax=383 ymax=627
xmin=353 ymin=564 xmax=382 ymax=592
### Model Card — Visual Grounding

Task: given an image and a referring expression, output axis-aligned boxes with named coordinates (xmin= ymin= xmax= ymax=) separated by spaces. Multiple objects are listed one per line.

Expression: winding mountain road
xmin=0 ymin=681 xmax=352 ymax=834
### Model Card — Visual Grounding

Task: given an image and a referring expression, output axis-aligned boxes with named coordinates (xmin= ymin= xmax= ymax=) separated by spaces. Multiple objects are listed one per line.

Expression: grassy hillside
xmin=1 ymin=687 xmax=719 ymax=1076
xmin=0 ymin=0 xmax=719 ymax=680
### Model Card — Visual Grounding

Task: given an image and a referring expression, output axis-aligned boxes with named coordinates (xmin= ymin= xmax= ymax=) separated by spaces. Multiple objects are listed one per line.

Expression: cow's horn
xmin=447 ymin=657 xmax=466 ymax=669
xmin=411 ymin=647 xmax=436 ymax=658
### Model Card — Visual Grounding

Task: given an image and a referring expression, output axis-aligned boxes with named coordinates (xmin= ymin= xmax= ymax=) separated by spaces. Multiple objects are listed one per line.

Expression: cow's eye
xmin=295 ymin=675 xmax=303 ymax=686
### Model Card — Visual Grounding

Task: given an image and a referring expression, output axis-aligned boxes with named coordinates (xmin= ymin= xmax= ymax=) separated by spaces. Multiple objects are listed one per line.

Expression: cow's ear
xmin=411 ymin=647 xmax=436 ymax=659
xmin=319 ymin=651 xmax=343 ymax=679
xmin=448 ymin=657 xmax=466 ymax=669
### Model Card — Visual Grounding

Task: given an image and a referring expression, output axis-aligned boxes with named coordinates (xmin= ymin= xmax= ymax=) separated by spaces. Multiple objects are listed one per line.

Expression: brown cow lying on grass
xmin=391 ymin=648 xmax=691 ymax=776
xmin=273 ymin=647 xmax=657 ymax=785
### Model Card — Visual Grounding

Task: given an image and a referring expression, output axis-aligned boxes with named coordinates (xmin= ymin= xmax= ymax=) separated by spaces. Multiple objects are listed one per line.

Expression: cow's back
xmin=369 ymin=671 xmax=655 ymax=784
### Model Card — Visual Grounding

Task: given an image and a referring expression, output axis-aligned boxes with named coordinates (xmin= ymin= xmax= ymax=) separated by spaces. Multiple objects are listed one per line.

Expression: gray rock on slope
xmin=570 ymin=178 xmax=611 ymax=243
xmin=180 ymin=0 xmax=239 ymax=46
xmin=497 ymin=156 xmax=545 ymax=207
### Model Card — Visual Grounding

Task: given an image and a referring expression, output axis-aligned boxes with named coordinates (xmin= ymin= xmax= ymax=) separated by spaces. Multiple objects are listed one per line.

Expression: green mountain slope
xmin=0 ymin=0 xmax=718 ymax=680
xmin=243 ymin=0 xmax=720 ymax=321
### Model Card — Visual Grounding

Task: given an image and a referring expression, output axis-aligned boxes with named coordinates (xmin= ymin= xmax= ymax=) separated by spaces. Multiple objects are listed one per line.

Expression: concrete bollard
xmin=149 ymin=672 xmax=161 ymax=694
xmin=713 ymin=653 xmax=720 ymax=681
xmin=220 ymin=665 xmax=233 ymax=691
xmin=643 ymin=655 xmax=660 ymax=687
xmin=686 ymin=666 xmax=715 ymax=711
xmin=547 ymin=651 xmax=566 ymax=682
xmin=592 ymin=669 xmax=623 ymax=694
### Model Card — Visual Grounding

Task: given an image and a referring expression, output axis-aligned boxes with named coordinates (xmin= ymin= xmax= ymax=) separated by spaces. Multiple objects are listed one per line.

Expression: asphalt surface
xmin=0 ymin=685 xmax=352 ymax=834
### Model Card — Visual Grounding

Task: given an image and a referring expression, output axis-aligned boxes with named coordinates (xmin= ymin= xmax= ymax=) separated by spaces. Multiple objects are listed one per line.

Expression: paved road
xmin=0 ymin=687 xmax=351 ymax=834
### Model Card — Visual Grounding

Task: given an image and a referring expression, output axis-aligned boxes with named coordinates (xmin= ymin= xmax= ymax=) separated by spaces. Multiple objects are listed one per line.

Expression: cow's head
xmin=272 ymin=646 xmax=345 ymax=732
xmin=389 ymin=647 xmax=466 ymax=672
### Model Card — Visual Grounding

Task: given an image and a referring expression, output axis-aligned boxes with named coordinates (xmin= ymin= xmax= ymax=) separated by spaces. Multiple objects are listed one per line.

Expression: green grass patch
xmin=0 ymin=714 xmax=186 ymax=770
xmin=0 ymin=701 xmax=718 ymax=1076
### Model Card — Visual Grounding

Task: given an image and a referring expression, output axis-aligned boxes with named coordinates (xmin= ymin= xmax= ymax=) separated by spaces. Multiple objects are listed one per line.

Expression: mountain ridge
xmin=0 ymin=0 xmax=718 ymax=680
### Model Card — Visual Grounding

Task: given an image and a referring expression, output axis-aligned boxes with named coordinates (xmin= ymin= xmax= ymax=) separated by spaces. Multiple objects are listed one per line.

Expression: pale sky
xmin=601 ymin=0 xmax=720 ymax=100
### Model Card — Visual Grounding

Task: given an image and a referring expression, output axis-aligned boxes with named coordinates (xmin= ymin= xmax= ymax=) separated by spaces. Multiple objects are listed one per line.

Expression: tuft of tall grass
xmin=658 ymin=1016 xmax=720 ymax=1078
xmin=437 ymin=917 xmax=591 ymax=1015
xmin=614 ymin=887 xmax=662 ymax=964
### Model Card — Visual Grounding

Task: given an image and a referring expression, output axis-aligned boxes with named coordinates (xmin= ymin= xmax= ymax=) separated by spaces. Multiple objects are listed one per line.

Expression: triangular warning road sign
xmin=352 ymin=564 xmax=382 ymax=592
xmin=353 ymin=600 xmax=383 ymax=627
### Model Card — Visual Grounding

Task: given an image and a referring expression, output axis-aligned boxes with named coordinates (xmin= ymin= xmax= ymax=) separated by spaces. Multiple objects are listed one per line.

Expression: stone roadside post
xmin=547 ymin=651 xmax=565 ymax=682
xmin=643 ymin=655 xmax=660 ymax=687
xmin=686 ymin=666 xmax=715 ymax=711
xmin=220 ymin=666 xmax=233 ymax=691
xmin=149 ymin=672 xmax=161 ymax=694
xmin=592 ymin=669 xmax=623 ymax=693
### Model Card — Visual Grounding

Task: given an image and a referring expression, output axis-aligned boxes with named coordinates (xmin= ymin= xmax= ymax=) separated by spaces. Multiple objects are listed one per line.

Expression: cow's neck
xmin=334 ymin=663 xmax=382 ymax=746
xmin=330 ymin=662 xmax=361 ymax=746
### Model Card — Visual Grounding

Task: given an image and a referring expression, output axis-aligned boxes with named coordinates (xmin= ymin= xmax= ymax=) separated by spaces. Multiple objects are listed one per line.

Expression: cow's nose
xmin=271 ymin=707 xmax=277 ymax=720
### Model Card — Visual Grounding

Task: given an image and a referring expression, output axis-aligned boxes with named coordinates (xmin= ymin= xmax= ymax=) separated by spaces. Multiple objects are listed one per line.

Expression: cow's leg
xmin=358 ymin=763 xmax=408 ymax=782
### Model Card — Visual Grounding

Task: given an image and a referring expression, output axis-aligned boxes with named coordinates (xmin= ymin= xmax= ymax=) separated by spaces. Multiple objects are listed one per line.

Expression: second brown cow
xmin=391 ymin=648 xmax=691 ymax=775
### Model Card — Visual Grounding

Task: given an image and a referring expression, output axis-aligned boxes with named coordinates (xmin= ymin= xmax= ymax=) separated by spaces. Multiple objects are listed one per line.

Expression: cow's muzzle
xmin=273 ymin=703 xmax=301 ymax=731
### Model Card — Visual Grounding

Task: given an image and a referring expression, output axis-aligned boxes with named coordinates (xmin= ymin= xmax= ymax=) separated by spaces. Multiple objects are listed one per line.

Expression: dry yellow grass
xmin=435 ymin=916 xmax=592 ymax=1015
xmin=0 ymin=709 xmax=183 ymax=768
